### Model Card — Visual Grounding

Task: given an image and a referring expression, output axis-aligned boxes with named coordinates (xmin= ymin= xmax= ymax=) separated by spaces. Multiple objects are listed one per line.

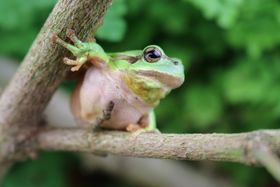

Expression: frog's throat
xmin=123 ymin=74 xmax=169 ymax=106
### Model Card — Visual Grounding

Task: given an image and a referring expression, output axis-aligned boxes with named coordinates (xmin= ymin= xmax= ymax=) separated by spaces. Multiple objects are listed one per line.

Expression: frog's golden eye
xmin=144 ymin=47 xmax=162 ymax=63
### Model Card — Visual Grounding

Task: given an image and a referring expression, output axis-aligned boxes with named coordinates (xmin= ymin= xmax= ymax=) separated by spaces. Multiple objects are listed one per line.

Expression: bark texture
xmin=38 ymin=129 xmax=280 ymax=165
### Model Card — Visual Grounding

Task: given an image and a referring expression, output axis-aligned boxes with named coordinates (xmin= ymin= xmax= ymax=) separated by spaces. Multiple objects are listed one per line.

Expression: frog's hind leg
xmin=127 ymin=110 xmax=160 ymax=137
xmin=146 ymin=110 xmax=158 ymax=131
xmin=139 ymin=110 xmax=159 ymax=132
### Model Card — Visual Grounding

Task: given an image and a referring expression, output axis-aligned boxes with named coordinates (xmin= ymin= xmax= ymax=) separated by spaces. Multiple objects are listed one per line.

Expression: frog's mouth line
xmin=136 ymin=70 xmax=184 ymax=88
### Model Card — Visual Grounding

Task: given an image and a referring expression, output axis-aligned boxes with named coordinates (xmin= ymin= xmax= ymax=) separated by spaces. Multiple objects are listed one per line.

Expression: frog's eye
xmin=144 ymin=47 xmax=162 ymax=63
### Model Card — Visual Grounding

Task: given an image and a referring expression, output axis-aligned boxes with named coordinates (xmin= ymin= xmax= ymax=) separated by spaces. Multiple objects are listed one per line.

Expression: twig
xmin=0 ymin=0 xmax=112 ymax=162
xmin=37 ymin=129 xmax=280 ymax=165
xmin=253 ymin=145 xmax=280 ymax=182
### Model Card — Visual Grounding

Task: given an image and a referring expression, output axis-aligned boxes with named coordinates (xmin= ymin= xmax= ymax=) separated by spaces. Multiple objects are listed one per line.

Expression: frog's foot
xmin=71 ymin=65 xmax=82 ymax=72
xmin=53 ymin=31 xmax=88 ymax=66
xmin=53 ymin=30 xmax=108 ymax=70
xmin=126 ymin=123 xmax=142 ymax=132
xmin=127 ymin=124 xmax=161 ymax=140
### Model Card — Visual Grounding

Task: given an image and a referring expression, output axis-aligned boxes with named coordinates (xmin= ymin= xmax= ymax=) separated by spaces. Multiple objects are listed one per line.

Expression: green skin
xmin=54 ymin=30 xmax=185 ymax=132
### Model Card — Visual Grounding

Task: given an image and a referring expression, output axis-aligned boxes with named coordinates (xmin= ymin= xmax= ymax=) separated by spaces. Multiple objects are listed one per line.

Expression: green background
xmin=0 ymin=0 xmax=280 ymax=186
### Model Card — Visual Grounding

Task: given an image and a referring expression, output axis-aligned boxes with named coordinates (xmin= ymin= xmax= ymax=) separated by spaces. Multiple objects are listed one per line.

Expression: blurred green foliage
xmin=2 ymin=153 xmax=70 ymax=187
xmin=1 ymin=0 xmax=280 ymax=186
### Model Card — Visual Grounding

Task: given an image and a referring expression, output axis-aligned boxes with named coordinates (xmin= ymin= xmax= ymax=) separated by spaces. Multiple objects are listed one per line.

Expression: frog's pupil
xmin=144 ymin=47 xmax=162 ymax=62
xmin=148 ymin=50 xmax=161 ymax=59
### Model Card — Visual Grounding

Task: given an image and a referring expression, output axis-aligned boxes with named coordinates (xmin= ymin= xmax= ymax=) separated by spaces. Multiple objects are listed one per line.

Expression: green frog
xmin=54 ymin=29 xmax=185 ymax=132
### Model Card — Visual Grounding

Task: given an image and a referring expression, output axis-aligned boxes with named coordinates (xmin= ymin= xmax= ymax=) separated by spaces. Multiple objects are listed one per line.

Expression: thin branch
xmin=253 ymin=145 xmax=280 ymax=182
xmin=37 ymin=129 xmax=280 ymax=165
xmin=0 ymin=0 xmax=112 ymax=162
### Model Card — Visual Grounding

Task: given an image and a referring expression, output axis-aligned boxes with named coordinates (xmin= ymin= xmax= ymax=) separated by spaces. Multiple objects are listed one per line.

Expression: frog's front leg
xmin=53 ymin=33 xmax=81 ymax=57
xmin=66 ymin=29 xmax=84 ymax=48
xmin=53 ymin=29 xmax=108 ymax=71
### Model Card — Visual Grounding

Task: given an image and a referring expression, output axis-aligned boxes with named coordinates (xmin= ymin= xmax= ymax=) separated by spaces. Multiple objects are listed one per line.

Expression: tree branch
xmin=0 ymin=0 xmax=112 ymax=162
xmin=37 ymin=129 xmax=280 ymax=165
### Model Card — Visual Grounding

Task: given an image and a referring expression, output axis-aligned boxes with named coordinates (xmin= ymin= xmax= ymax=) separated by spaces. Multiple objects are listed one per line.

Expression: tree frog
xmin=54 ymin=29 xmax=184 ymax=132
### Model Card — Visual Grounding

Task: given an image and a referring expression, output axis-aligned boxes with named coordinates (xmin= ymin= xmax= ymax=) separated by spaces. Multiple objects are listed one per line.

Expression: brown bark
xmin=38 ymin=129 xmax=280 ymax=165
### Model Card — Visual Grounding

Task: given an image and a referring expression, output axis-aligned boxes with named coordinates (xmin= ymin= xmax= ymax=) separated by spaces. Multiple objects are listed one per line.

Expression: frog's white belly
xmin=71 ymin=67 xmax=152 ymax=130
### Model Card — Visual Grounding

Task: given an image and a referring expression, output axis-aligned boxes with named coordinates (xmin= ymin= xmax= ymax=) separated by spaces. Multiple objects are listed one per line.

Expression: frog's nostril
xmin=173 ymin=61 xmax=178 ymax=65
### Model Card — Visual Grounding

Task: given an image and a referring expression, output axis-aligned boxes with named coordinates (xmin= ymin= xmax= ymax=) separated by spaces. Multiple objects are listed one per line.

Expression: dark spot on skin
xmin=166 ymin=57 xmax=179 ymax=66
xmin=107 ymin=101 xmax=115 ymax=111
xmin=103 ymin=101 xmax=115 ymax=120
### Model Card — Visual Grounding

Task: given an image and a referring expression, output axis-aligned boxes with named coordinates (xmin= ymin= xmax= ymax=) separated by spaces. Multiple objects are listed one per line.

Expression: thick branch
xmin=0 ymin=0 xmax=112 ymax=162
xmin=37 ymin=129 xmax=280 ymax=165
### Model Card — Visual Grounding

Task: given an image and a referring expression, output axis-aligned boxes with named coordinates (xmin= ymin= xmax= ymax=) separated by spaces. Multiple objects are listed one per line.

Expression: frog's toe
xmin=66 ymin=29 xmax=75 ymax=38
xmin=51 ymin=33 xmax=59 ymax=43
xmin=128 ymin=125 xmax=160 ymax=140
xmin=63 ymin=57 xmax=78 ymax=65
xmin=126 ymin=123 xmax=141 ymax=132
xmin=71 ymin=64 xmax=82 ymax=72
xmin=66 ymin=29 xmax=84 ymax=48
